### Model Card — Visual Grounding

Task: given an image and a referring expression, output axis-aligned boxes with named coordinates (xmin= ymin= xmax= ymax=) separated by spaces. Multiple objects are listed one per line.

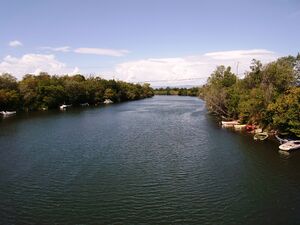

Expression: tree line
xmin=199 ymin=54 xmax=300 ymax=137
xmin=154 ymin=87 xmax=199 ymax=96
xmin=0 ymin=73 xmax=154 ymax=111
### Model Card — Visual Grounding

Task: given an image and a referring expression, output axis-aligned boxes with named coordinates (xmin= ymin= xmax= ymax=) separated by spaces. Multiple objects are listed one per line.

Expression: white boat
xmin=221 ymin=120 xmax=239 ymax=126
xmin=104 ymin=99 xmax=113 ymax=104
xmin=59 ymin=104 xmax=72 ymax=110
xmin=233 ymin=124 xmax=246 ymax=130
xmin=279 ymin=140 xmax=300 ymax=151
xmin=254 ymin=128 xmax=263 ymax=133
xmin=275 ymin=135 xmax=289 ymax=144
xmin=0 ymin=111 xmax=16 ymax=116
xmin=254 ymin=132 xmax=268 ymax=141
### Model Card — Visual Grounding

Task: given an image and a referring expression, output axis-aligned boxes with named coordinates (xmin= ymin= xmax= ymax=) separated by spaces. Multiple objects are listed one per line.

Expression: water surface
xmin=0 ymin=96 xmax=300 ymax=224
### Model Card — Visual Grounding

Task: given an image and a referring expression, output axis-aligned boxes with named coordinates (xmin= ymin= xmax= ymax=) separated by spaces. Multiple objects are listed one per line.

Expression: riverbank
xmin=199 ymin=55 xmax=300 ymax=138
xmin=0 ymin=73 xmax=154 ymax=112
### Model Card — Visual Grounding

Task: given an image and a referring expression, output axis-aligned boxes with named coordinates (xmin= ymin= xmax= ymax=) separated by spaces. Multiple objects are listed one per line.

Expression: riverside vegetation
xmin=154 ymin=87 xmax=199 ymax=96
xmin=0 ymin=73 xmax=154 ymax=111
xmin=199 ymin=54 xmax=300 ymax=137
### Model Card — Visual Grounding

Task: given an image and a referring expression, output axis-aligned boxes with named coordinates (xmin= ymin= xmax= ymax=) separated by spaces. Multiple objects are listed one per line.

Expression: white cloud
xmin=9 ymin=40 xmax=23 ymax=47
xmin=74 ymin=48 xmax=129 ymax=57
xmin=204 ymin=49 xmax=276 ymax=60
xmin=40 ymin=46 xmax=130 ymax=57
xmin=0 ymin=54 xmax=79 ymax=79
xmin=114 ymin=49 xmax=279 ymax=86
xmin=40 ymin=46 xmax=71 ymax=52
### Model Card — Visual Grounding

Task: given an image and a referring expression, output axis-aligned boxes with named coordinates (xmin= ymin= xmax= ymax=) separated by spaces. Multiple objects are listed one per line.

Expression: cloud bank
xmin=115 ymin=49 xmax=279 ymax=86
xmin=0 ymin=54 xmax=79 ymax=79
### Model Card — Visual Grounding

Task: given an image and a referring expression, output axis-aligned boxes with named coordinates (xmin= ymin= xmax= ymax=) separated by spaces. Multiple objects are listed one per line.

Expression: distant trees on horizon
xmin=154 ymin=87 xmax=199 ymax=96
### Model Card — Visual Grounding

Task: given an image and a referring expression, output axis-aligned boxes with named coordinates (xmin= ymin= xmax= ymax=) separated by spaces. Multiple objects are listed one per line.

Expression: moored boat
xmin=246 ymin=124 xmax=256 ymax=131
xmin=221 ymin=120 xmax=239 ymax=128
xmin=59 ymin=104 xmax=72 ymax=110
xmin=233 ymin=124 xmax=246 ymax=130
xmin=254 ymin=128 xmax=263 ymax=133
xmin=254 ymin=132 xmax=268 ymax=141
xmin=275 ymin=135 xmax=289 ymax=144
xmin=279 ymin=140 xmax=300 ymax=151
xmin=104 ymin=99 xmax=113 ymax=104
xmin=80 ymin=103 xmax=89 ymax=107
xmin=0 ymin=111 xmax=16 ymax=116
xmin=221 ymin=120 xmax=239 ymax=126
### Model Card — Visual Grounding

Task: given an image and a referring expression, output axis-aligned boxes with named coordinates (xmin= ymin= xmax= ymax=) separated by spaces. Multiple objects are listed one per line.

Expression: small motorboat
xmin=59 ymin=104 xmax=72 ymax=110
xmin=275 ymin=134 xmax=289 ymax=144
xmin=80 ymin=103 xmax=89 ymax=107
xmin=0 ymin=111 xmax=16 ymax=116
xmin=246 ymin=124 xmax=256 ymax=131
xmin=221 ymin=120 xmax=239 ymax=127
xmin=234 ymin=124 xmax=246 ymax=130
xmin=279 ymin=140 xmax=300 ymax=151
xmin=104 ymin=99 xmax=113 ymax=104
xmin=221 ymin=120 xmax=239 ymax=126
xmin=254 ymin=132 xmax=268 ymax=141
xmin=254 ymin=128 xmax=263 ymax=133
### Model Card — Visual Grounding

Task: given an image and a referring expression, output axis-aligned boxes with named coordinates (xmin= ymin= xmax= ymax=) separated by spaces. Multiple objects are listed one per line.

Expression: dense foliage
xmin=200 ymin=54 xmax=300 ymax=137
xmin=154 ymin=87 xmax=199 ymax=96
xmin=0 ymin=73 xmax=154 ymax=111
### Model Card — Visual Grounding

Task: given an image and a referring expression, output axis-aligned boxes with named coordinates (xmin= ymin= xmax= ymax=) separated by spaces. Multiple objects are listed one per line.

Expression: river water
xmin=0 ymin=96 xmax=300 ymax=225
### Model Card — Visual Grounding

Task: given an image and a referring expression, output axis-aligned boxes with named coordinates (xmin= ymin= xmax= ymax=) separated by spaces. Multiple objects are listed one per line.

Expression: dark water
xmin=0 ymin=96 xmax=300 ymax=225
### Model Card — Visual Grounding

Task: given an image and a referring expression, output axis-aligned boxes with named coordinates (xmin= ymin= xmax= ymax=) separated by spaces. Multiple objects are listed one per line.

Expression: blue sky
xmin=1 ymin=0 xmax=299 ymax=85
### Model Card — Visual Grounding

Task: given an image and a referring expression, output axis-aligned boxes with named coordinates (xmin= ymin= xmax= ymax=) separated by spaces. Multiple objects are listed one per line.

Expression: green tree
xmin=268 ymin=87 xmax=300 ymax=137
xmin=0 ymin=89 xmax=20 ymax=110
xmin=204 ymin=66 xmax=237 ymax=118
xmin=104 ymin=88 xmax=117 ymax=101
xmin=0 ymin=73 xmax=18 ymax=90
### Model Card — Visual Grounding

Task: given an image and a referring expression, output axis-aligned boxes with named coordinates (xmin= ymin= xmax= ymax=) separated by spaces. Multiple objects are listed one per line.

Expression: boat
xmin=59 ymin=104 xmax=72 ymax=110
xmin=0 ymin=111 xmax=16 ymax=116
xmin=254 ymin=132 xmax=268 ymax=141
xmin=80 ymin=103 xmax=89 ymax=107
xmin=254 ymin=128 xmax=263 ymax=133
xmin=233 ymin=124 xmax=246 ymax=130
xmin=246 ymin=124 xmax=256 ymax=131
xmin=221 ymin=120 xmax=239 ymax=126
xmin=279 ymin=140 xmax=300 ymax=151
xmin=104 ymin=99 xmax=113 ymax=104
xmin=275 ymin=134 xmax=289 ymax=144
xmin=221 ymin=120 xmax=239 ymax=128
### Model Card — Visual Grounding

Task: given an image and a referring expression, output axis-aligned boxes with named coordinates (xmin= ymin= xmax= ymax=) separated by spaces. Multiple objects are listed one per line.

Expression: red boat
xmin=246 ymin=125 xmax=256 ymax=131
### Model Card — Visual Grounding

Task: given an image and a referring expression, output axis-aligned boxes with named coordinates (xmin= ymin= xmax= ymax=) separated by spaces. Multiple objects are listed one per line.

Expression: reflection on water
xmin=278 ymin=150 xmax=291 ymax=158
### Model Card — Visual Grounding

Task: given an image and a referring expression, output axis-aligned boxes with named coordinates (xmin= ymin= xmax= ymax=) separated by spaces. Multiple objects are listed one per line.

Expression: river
xmin=0 ymin=96 xmax=300 ymax=224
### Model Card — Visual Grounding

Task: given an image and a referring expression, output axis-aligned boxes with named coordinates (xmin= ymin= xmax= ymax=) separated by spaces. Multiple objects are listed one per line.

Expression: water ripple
xmin=1 ymin=96 xmax=300 ymax=224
